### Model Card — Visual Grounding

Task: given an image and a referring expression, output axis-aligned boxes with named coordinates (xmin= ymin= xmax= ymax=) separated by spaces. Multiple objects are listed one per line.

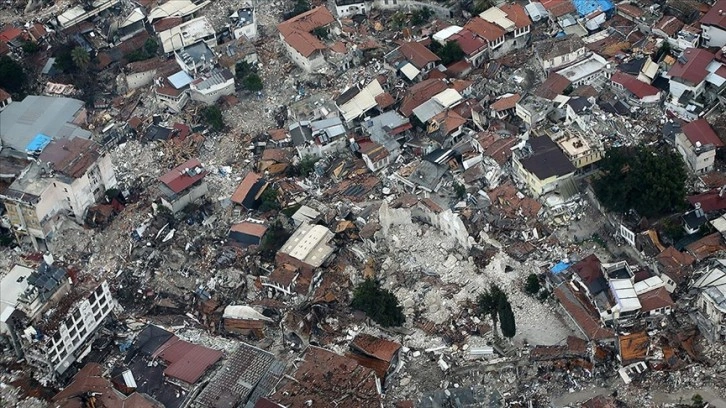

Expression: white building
xmin=692 ymin=261 xmax=726 ymax=342
xmin=147 ymin=0 xmax=211 ymax=23
xmin=3 ymin=267 xmax=113 ymax=383
xmin=277 ymin=7 xmax=336 ymax=73
xmin=189 ymin=69 xmax=235 ymax=105
xmin=700 ymin=0 xmax=726 ymax=48
xmin=158 ymin=17 xmax=216 ymax=54
xmin=1 ymin=138 xmax=117 ymax=250
xmin=535 ymin=34 xmax=588 ymax=71
xmin=335 ymin=0 xmax=367 ymax=17
xmin=676 ymin=119 xmax=724 ymax=174
xmin=158 ymin=158 xmax=209 ymax=214
xmin=230 ymin=7 xmax=257 ymax=40
xmin=277 ymin=222 xmax=335 ymax=270
xmin=555 ymin=53 xmax=609 ymax=87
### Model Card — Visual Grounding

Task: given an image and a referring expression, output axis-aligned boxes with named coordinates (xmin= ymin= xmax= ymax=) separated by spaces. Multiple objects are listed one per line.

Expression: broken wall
xmin=378 ymin=201 xmax=472 ymax=250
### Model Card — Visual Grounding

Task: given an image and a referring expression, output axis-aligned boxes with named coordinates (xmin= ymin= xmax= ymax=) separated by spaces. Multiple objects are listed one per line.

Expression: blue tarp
xmin=573 ymin=0 xmax=613 ymax=16
xmin=551 ymin=261 xmax=570 ymax=274
xmin=25 ymin=134 xmax=52 ymax=152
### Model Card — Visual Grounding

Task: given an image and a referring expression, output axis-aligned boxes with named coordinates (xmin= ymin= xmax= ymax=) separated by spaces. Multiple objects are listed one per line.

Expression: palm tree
xmin=71 ymin=47 xmax=90 ymax=70
xmin=478 ymin=284 xmax=505 ymax=335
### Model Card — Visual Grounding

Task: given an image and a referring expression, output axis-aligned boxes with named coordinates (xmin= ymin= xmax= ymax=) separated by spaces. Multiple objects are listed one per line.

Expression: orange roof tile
xmin=490 ymin=93 xmax=521 ymax=111
xmin=277 ymin=6 xmax=335 ymax=57
xmin=464 ymin=17 xmax=505 ymax=42
xmin=499 ymin=3 xmax=531 ymax=29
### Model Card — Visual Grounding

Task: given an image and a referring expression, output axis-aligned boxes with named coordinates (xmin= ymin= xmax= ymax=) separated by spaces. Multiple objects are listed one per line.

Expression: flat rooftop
xmin=558 ymin=134 xmax=591 ymax=157
xmin=159 ymin=17 xmax=215 ymax=53
xmin=556 ymin=54 xmax=607 ymax=83
xmin=0 ymin=95 xmax=90 ymax=156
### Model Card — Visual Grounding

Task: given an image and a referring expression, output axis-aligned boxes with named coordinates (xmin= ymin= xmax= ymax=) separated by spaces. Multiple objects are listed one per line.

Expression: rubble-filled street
xmin=4 ymin=0 xmax=726 ymax=407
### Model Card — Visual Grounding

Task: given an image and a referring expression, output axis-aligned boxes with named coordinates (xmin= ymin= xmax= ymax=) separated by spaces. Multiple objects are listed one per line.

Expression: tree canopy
xmin=593 ymin=146 xmax=687 ymax=218
xmin=0 ymin=56 xmax=27 ymax=95
xmin=524 ymin=274 xmax=540 ymax=295
xmin=243 ymin=73 xmax=263 ymax=92
xmin=201 ymin=105 xmax=225 ymax=132
xmin=430 ymin=41 xmax=464 ymax=65
xmin=71 ymin=47 xmax=90 ymax=70
xmin=478 ymin=284 xmax=516 ymax=338
xmin=498 ymin=296 xmax=516 ymax=338
xmin=351 ymin=278 xmax=405 ymax=327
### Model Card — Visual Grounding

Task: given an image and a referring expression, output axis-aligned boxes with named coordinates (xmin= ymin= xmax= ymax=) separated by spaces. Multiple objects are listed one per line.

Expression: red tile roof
xmin=554 ymin=283 xmax=615 ymax=341
xmin=153 ymin=337 xmax=223 ymax=384
xmin=158 ymin=158 xmax=208 ymax=194
xmin=399 ymin=78 xmax=448 ymax=116
xmin=153 ymin=17 xmax=183 ymax=32
xmin=39 ymin=138 xmax=100 ymax=179
xmin=701 ymin=0 xmax=726 ymax=28
xmin=682 ymin=118 xmax=724 ymax=147
xmin=270 ymin=346 xmax=380 ymax=407
xmin=375 ymin=92 xmax=396 ymax=109
xmin=667 ymin=48 xmax=715 ymax=84
xmin=464 ymin=17 xmax=506 ymax=42
xmin=231 ymin=221 xmax=268 ymax=237
xmin=490 ymin=93 xmax=521 ymax=111
xmin=541 ymin=0 xmax=576 ymax=17
xmin=231 ymin=171 xmax=263 ymax=204
xmin=476 ymin=132 xmax=517 ymax=165
xmin=268 ymin=128 xmax=289 ymax=141
xmin=350 ymin=333 xmax=401 ymax=362
xmin=277 ymin=6 xmax=335 ymax=57
xmin=431 ymin=109 xmax=467 ymax=134
xmin=686 ymin=232 xmax=726 ymax=261
xmin=637 ymin=287 xmax=674 ymax=313
xmin=653 ymin=16 xmax=684 ymax=37
xmin=28 ymin=22 xmax=47 ymax=40
xmin=688 ymin=189 xmax=726 ymax=212
xmin=449 ymin=29 xmax=486 ymax=56
xmin=618 ymin=4 xmax=644 ymax=19
xmin=611 ymin=71 xmax=660 ymax=99
xmin=534 ymin=72 xmax=571 ymax=100
xmin=398 ymin=41 xmax=440 ymax=69
xmin=499 ymin=3 xmax=531 ymax=28
xmin=0 ymin=27 xmax=22 ymax=42
xmin=0 ymin=87 xmax=10 ymax=101
xmin=53 ymin=363 xmax=163 ymax=408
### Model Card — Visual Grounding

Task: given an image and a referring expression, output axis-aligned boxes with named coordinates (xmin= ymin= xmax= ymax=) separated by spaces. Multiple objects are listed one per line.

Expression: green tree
xmin=351 ymin=278 xmax=405 ymax=327
xmin=313 ymin=26 xmax=328 ymax=39
xmin=201 ymin=105 xmax=225 ymax=132
xmin=242 ymin=73 xmax=263 ymax=92
xmin=22 ymin=41 xmax=40 ymax=54
xmin=258 ymin=186 xmax=280 ymax=212
xmin=691 ymin=394 xmax=705 ymax=408
xmin=260 ymin=220 xmax=291 ymax=261
xmin=433 ymin=41 xmax=464 ymax=65
xmin=391 ymin=11 xmax=408 ymax=28
xmin=144 ymin=38 xmax=159 ymax=56
xmin=478 ymin=284 xmax=506 ymax=333
xmin=289 ymin=0 xmax=311 ymax=18
xmin=235 ymin=61 xmax=253 ymax=80
xmin=0 ymin=56 xmax=27 ymax=95
xmin=498 ymin=295 xmax=516 ymax=338
xmin=524 ymin=273 xmax=541 ymax=295
xmin=289 ymin=155 xmax=319 ymax=177
xmin=125 ymin=49 xmax=147 ymax=62
xmin=593 ymin=146 xmax=687 ymax=218
xmin=454 ymin=182 xmax=466 ymax=199
xmin=71 ymin=46 xmax=90 ymax=70
xmin=473 ymin=0 xmax=494 ymax=13
xmin=411 ymin=7 xmax=433 ymax=25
